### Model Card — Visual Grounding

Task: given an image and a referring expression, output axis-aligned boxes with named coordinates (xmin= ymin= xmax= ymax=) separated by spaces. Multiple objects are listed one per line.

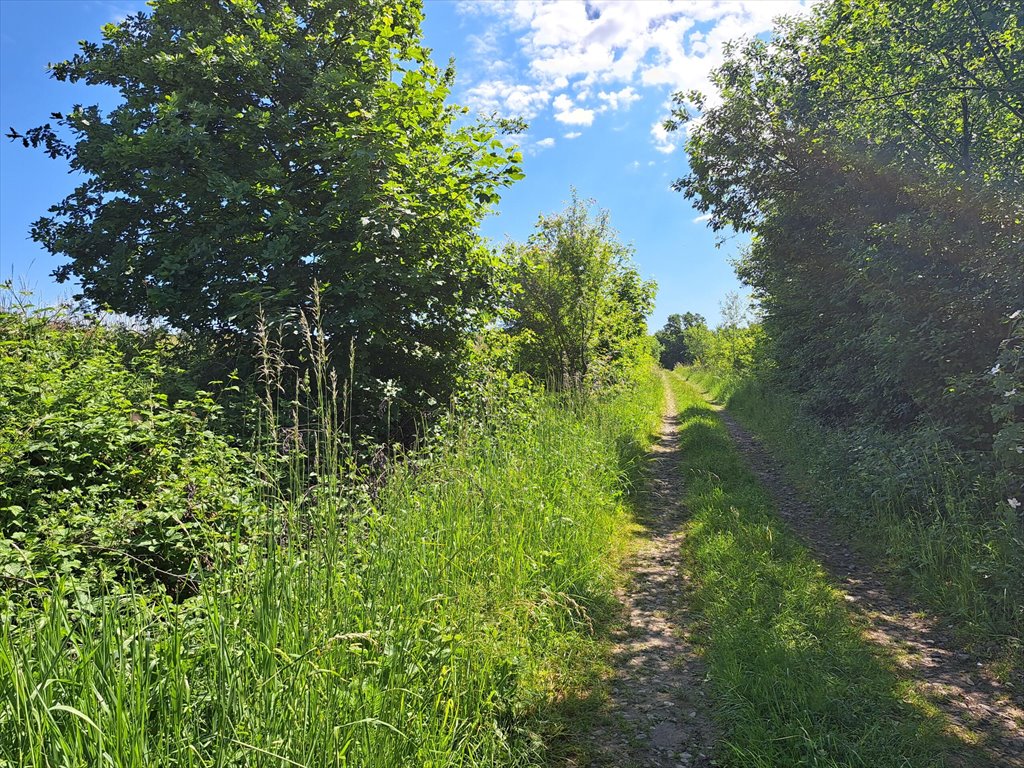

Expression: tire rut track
xmin=715 ymin=407 xmax=1024 ymax=768
xmin=586 ymin=373 xmax=716 ymax=768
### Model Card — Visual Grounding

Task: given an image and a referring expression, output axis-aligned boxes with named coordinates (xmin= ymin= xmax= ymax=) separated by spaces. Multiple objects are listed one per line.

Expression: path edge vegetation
xmin=0 ymin=303 xmax=665 ymax=766
xmin=1 ymin=185 xmax=664 ymax=765
xmin=3 ymin=0 xmax=1022 ymax=764
xmin=665 ymin=370 xmax=976 ymax=768
xmin=664 ymin=0 xmax=1023 ymax=686
xmin=684 ymin=363 xmax=1023 ymax=681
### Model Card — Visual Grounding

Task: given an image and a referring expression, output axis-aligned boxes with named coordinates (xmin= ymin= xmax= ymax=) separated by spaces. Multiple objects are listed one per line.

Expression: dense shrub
xmin=1 ymin=328 xmax=663 ymax=766
xmin=991 ymin=308 xmax=1024 ymax=511
xmin=0 ymin=306 xmax=257 ymax=598
xmin=683 ymin=322 xmax=765 ymax=375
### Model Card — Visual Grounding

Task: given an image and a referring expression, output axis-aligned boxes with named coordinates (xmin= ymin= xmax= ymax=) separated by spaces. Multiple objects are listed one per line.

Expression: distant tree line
xmin=654 ymin=312 xmax=704 ymax=369
xmin=655 ymin=292 xmax=764 ymax=373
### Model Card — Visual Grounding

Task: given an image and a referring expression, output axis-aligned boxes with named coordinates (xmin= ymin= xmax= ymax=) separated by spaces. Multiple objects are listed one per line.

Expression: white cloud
xmin=467 ymin=27 xmax=500 ymax=59
xmin=456 ymin=0 xmax=816 ymax=148
xmin=692 ymin=212 xmax=713 ymax=223
xmin=536 ymin=137 xmax=556 ymax=148
xmin=467 ymin=1 xmax=812 ymax=92
xmin=465 ymin=80 xmax=552 ymax=119
xmin=564 ymin=131 xmax=582 ymax=139
xmin=493 ymin=131 xmax=528 ymax=150
xmin=597 ymin=86 xmax=640 ymax=111
xmin=553 ymin=94 xmax=595 ymax=126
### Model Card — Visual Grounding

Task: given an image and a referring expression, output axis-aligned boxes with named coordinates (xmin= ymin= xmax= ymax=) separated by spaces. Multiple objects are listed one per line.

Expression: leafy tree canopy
xmin=672 ymin=0 xmax=1023 ymax=442
xmin=654 ymin=312 xmax=705 ymax=369
xmin=10 ymin=0 xmax=524 ymax=416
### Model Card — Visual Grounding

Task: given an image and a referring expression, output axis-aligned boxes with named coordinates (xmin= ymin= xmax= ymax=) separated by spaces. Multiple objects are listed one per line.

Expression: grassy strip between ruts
xmin=666 ymin=371 xmax=975 ymax=768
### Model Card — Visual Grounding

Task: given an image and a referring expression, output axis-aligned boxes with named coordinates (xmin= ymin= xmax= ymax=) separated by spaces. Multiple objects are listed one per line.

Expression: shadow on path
xmin=717 ymin=408 xmax=1024 ymax=768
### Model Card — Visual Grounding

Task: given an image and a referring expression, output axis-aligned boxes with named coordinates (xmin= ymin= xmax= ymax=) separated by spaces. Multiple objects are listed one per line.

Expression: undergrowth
xmin=682 ymin=366 xmax=1024 ymax=677
xmin=0 ymin=302 xmax=663 ymax=767
xmin=667 ymin=372 xmax=975 ymax=767
xmin=0 ymin=306 xmax=257 ymax=598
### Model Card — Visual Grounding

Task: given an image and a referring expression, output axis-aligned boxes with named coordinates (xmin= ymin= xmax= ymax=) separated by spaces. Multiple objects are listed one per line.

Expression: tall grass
xmin=666 ymin=372 xmax=970 ymax=767
xmin=683 ymin=366 xmax=1023 ymax=672
xmin=0 ymin=312 xmax=662 ymax=766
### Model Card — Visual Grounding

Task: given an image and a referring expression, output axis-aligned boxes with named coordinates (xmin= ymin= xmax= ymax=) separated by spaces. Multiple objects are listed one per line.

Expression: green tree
xmin=9 ymin=0 xmax=523 ymax=416
xmin=504 ymin=193 xmax=656 ymax=386
xmin=671 ymin=0 xmax=1023 ymax=435
xmin=654 ymin=311 xmax=705 ymax=368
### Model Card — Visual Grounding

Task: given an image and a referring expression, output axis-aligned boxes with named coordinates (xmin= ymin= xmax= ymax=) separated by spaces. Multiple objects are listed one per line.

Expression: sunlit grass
xmin=667 ymin=371 xmax=966 ymax=767
xmin=682 ymin=366 xmax=1023 ymax=675
xmin=0 ymin=361 xmax=662 ymax=767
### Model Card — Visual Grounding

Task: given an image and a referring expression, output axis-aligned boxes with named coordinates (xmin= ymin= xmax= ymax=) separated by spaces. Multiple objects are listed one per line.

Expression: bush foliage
xmin=503 ymin=193 xmax=656 ymax=389
xmin=1 ymin=301 xmax=663 ymax=765
xmin=0 ymin=305 xmax=256 ymax=598
xmin=675 ymin=0 xmax=1023 ymax=460
xmin=670 ymin=2 xmax=1024 ymax=630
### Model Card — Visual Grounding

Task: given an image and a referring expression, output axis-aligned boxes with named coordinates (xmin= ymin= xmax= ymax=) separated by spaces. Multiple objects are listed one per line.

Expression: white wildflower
xmin=1006 ymin=389 xmax=1018 ymax=397
xmin=376 ymin=378 xmax=402 ymax=399
xmin=1009 ymin=498 xmax=1022 ymax=510
xmin=990 ymin=363 xmax=1001 ymax=375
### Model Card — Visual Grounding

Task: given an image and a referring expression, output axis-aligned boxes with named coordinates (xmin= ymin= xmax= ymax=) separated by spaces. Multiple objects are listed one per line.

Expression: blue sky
xmin=0 ymin=0 xmax=812 ymax=328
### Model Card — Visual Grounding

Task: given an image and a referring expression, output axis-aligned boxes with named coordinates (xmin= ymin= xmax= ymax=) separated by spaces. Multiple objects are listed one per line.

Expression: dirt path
xmin=586 ymin=374 xmax=716 ymax=767
xmin=716 ymin=408 xmax=1024 ymax=768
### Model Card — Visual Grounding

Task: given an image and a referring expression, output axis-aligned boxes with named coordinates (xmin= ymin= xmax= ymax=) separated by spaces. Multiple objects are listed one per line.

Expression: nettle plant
xmin=992 ymin=308 xmax=1024 ymax=517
